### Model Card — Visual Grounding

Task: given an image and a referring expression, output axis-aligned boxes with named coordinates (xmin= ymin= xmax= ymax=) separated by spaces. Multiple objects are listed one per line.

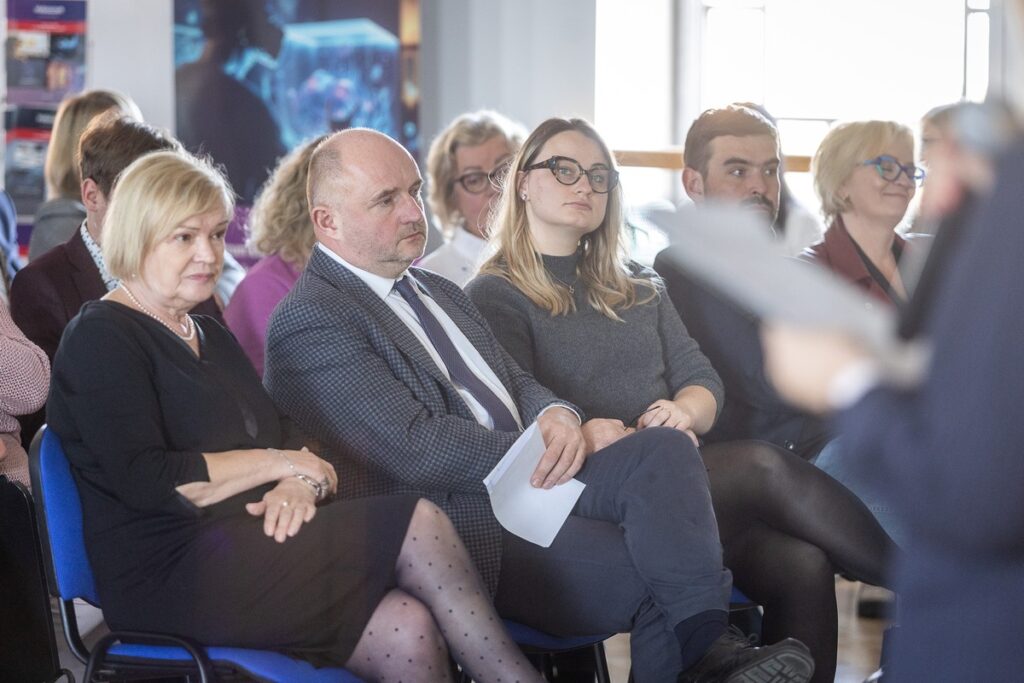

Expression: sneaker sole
xmin=723 ymin=642 xmax=815 ymax=683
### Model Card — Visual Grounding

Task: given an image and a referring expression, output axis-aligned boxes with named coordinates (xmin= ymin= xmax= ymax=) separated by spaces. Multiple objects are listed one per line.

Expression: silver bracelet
xmin=269 ymin=448 xmax=325 ymax=501
xmin=294 ymin=473 xmax=326 ymax=501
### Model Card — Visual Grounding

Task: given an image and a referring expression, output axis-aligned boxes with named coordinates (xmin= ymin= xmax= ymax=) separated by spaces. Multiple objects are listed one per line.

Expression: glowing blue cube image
xmin=275 ymin=19 xmax=400 ymax=148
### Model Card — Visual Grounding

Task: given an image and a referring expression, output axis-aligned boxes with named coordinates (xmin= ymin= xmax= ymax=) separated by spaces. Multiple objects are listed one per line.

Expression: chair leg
xmin=593 ymin=641 xmax=611 ymax=683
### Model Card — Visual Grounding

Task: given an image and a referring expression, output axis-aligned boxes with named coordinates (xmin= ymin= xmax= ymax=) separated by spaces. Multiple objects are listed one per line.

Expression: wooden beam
xmin=614 ymin=149 xmax=811 ymax=174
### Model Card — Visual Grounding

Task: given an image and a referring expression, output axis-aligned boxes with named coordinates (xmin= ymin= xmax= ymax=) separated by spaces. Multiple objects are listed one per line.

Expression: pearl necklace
xmin=121 ymin=284 xmax=196 ymax=341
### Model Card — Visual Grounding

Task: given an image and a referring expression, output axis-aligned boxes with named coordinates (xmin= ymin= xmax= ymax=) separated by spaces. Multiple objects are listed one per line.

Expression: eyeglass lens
xmin=550 ymin=158 xmax=615 ymax=192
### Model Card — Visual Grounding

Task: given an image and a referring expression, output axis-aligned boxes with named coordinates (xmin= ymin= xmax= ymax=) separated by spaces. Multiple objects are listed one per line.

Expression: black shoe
xmin=678 ymin=627 xmax=815 ymax=683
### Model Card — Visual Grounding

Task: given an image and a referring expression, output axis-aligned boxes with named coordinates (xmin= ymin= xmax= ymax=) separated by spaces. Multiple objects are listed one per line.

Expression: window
xmin=596 ymin=0 xmax=995 ymax=211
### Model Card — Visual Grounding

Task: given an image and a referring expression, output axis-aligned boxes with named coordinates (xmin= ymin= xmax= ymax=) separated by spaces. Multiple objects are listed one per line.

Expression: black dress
xmin=47 ymin=301 xmax=417 ymax=666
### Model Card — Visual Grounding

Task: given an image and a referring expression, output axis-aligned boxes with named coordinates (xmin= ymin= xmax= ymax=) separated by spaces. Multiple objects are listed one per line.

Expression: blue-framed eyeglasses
xmin=524 ymin=156 xmax=620 ymax=194
xmin=861 ymin=155 xmax=926 ymax=184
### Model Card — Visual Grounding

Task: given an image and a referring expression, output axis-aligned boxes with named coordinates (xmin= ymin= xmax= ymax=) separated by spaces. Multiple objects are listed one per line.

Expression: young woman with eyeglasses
xmin=421 ymin=110 xmax=527 ymax=285
xmin=804 ymin=120 xmax=927 ymax=307
xmin=465 ymin=117 xmax=899 ymax=683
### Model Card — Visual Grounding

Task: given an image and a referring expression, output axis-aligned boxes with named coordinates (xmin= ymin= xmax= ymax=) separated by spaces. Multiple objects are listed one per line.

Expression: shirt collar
xmin=80 ymin=221 xmax=119 ymax=291
xmin=316 ymin=242 xmax=408 ymax=300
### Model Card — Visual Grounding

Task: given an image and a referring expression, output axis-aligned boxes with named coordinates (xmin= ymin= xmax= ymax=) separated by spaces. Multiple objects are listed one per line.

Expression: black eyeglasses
xmin=861 ymin=155 xmax=926 ymax=184
xmin=524 ymin=156 xmax=620 ymax=194
xmin=453 ymin=160 xmax=512 ymax=194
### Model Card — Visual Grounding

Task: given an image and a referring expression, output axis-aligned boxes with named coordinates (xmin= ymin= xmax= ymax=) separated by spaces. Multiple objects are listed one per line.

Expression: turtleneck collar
xmin=540 ymin=249 xmax=581 ymax=282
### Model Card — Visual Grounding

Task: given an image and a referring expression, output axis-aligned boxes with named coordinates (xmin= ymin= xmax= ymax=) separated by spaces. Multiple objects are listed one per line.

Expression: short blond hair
xmin=426 ymin=110 xmax=526 ymax=236
xmin=248 ymin=135 xmax=325 ymax=267
xmin=44 ymin=89 xmax=140 ymax=199
xmin=103 ymin=151 xmax=234 ymax=280
xmin=812 ymin=120 xmax=914 ymax=221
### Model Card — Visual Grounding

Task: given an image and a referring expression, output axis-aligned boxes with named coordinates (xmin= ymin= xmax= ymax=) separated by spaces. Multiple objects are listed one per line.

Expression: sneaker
xmin=678 ymin=626 xmax=815 ymax=683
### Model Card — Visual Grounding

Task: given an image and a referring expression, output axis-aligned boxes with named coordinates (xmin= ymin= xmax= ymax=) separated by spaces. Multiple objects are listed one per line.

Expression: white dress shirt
xmin=318 ymin=243 xmax=524 ymax=429
xmin=416 ymin=226 xmax=487 ymax=287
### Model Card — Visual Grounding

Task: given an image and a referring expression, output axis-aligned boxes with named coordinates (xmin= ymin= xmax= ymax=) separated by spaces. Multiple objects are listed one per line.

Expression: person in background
xmin=29 ymin=89 xmax=142 ymax=261
xmin=421 ymin=110 xmax=527 ymax=285
xmin=224 ymin=136 xmax=325 ymax=375
xmin=9 ymin=115 xmax=219 ymax=449
xmin=802 ymin=120 xmax=925 ymax=307
xmin=0 ymin=298 xmax=48 ymax=489
xmin=654 ymin=106 xmax=833 ymax=463
xmin=1 ymin=190 xmax=19 ymax=289
xmin=736 ymin=102 xmax=823 ymax=255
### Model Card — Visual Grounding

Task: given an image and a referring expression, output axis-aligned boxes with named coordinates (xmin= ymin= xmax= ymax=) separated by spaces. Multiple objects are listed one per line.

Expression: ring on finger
xmin=281 ymin=500 xmax=290 ymax=507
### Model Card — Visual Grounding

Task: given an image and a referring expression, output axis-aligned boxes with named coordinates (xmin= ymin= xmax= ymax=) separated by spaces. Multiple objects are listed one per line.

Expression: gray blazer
xmin=264 ymin=248 xmax=574 ymax=590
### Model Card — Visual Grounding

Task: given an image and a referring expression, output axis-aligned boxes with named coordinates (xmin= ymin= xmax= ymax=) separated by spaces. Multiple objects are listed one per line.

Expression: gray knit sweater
xmin=465 ymin=252 xmax=724 ymax=424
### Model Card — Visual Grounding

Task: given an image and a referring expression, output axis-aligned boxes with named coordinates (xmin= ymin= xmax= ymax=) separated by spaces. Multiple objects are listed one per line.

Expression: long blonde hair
xmin=478 ymin=117 xmax=656 ymax=320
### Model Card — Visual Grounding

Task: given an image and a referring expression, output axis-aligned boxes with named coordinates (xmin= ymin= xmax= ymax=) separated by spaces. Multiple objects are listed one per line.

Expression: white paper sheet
xmin=483 ymin=421 xmax=585 ymax=547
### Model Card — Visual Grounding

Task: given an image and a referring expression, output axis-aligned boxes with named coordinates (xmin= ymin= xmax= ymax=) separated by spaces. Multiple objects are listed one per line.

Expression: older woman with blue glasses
xmin=803 ymin=120 xmax=927 ymax=307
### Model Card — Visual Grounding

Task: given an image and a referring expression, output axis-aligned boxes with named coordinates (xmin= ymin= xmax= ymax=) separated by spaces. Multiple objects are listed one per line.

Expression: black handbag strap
xmin=849 ymin=235 xmax=906 ymax=307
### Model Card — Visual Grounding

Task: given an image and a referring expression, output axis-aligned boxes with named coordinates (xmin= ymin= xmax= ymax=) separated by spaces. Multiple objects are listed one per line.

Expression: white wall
xmin=85 ymin=0 xmax=597 ymax=154
xmin=85 ymin=0 xmax=175 ymax=132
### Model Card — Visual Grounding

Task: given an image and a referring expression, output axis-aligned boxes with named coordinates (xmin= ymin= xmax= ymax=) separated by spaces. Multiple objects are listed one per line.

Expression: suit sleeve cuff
xmin=537 ymin=402 xmax=583 ymax=425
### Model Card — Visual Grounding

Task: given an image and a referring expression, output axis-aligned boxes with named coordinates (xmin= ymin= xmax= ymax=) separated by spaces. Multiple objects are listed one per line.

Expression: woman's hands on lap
xmin=636 ymin=400 xmax=700 ymax=447
xmin=274 ymin=447 xmax=339 ymax=496
xmin=246 ymin=477 xmax=319 ymax=542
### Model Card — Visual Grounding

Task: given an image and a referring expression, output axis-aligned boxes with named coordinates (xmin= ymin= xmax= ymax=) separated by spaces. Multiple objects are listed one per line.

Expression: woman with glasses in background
xmin=803 ymin=121 xmax=926 ymax=306
xmin=466 ymin=117 xmax=898 ymax=683
xmin=422 ymin=111 xmax=526 ymax=286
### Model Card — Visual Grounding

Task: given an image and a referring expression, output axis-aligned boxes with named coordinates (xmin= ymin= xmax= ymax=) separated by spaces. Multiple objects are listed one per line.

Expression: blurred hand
xmin=533 ymin=408 xmax=587 ymax=489
xmin=581 ymin=418 xmax=633 ymax=454
xmin=246 ymin=478 xmax=318 ymax=543
xmin=760 ymin=323 xmax=871 ymax=414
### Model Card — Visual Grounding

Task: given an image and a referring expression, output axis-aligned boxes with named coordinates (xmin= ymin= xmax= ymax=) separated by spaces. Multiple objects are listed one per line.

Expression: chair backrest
xmin=30 ymin=426 xmax=101 ymax=605
xmin=0 ymin=475 xmax=62 ymax=680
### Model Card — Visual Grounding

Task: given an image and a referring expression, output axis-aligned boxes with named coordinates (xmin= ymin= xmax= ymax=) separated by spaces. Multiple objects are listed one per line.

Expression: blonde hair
xmin=426 ymin=110 xmax=527 ymax=237
xmin=103 ymin=151 xmax=234 ymax=280
xmin=478 ymin=117 xmax=656 ymax=320
xmin=44 ymin=90 xmax=140 ymax=200
xmin=812 ymin=120 xmax=914 ymax=221
xmin=248 ymin=135 xmax=325 ymax=268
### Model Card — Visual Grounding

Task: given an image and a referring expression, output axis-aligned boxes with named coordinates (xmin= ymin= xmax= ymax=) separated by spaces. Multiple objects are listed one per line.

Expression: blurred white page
xmin=660 ymin=205 xmax=929 ymax=384
xmin=484 ymin=421 xmax=585 ymax=547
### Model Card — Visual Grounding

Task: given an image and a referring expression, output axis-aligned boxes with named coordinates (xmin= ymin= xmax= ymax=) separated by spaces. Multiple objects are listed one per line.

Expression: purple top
xmin=223 ymin=253 xmax=301 ymax=376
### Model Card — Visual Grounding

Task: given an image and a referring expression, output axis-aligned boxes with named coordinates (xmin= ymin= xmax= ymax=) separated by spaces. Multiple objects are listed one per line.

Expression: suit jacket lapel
xmin=307 ymin=250 xmax=454 ymax=390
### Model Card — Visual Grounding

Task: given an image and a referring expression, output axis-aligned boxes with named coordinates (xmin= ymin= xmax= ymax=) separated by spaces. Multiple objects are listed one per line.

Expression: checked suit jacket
xmin=264 ymin=247 xmax=574 ymax=591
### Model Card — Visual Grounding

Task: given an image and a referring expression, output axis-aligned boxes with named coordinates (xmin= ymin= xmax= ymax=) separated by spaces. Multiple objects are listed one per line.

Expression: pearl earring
xmin=521 ymin=192 xmax=527 ymax=201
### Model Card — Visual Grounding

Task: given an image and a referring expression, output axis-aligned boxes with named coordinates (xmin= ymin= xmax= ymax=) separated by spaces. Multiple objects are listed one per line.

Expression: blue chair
xmin=502 ymin=621 xmax=611 ymax=682
xmin=29 ymin=427 xmax=363 ymax=683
